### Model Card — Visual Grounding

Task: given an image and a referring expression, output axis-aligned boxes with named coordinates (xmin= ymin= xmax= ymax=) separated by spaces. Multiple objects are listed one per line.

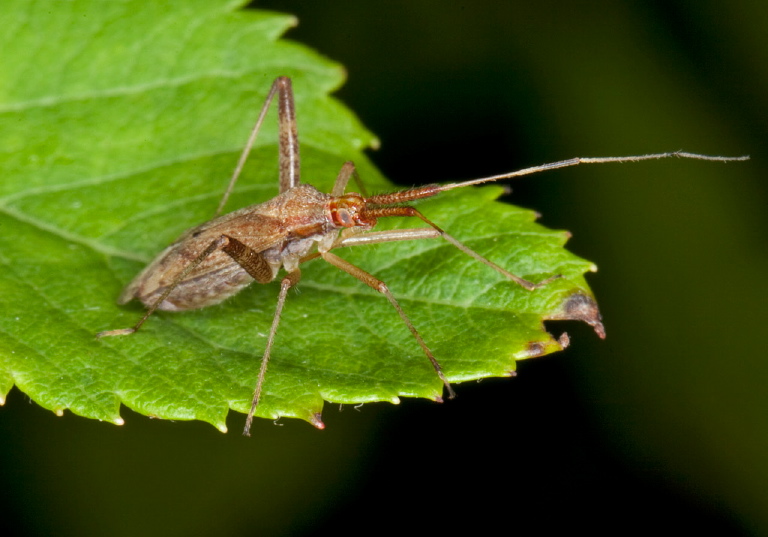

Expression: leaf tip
xmin=548 ymin=292 xmax=606 ymax=339
xmin=217 ymin=423 xmax=229 ymax=434
xmin=310 ymin=413 xmax=325 ymax=430
xmin=114 ymin=417 xmax=125 ymax=426
xmin=55 ymin=409 xmax=65 ymax=417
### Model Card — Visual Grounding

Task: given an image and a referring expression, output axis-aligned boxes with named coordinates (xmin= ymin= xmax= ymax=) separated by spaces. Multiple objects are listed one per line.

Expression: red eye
xmin=339 ymin=210 xmax=353 ymax=226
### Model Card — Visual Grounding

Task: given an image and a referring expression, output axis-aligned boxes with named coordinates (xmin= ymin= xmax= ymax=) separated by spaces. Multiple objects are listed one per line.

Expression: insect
xmin=96 ymin=77 xmax=748 ymax=435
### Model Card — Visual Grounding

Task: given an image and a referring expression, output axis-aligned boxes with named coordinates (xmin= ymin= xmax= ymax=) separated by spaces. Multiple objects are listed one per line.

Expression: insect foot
xmin=96 ymin=327 xmax=136 ymax=338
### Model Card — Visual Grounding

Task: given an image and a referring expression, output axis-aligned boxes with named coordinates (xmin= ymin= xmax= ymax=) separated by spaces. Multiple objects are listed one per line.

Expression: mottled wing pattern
xmin=119 ymin=206 xmax=286 ymax=310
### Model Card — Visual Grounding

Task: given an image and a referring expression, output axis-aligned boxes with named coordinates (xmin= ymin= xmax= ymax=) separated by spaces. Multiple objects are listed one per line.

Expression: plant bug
xmin=96 ymin=77 xmax=748 ymax=435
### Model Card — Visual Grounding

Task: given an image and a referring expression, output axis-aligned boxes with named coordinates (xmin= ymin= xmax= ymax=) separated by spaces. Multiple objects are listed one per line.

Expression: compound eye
xmin=337 ymin=208 xmax=354 ymax=227
xmin=330 ymin=195 xmax=366 ymax=228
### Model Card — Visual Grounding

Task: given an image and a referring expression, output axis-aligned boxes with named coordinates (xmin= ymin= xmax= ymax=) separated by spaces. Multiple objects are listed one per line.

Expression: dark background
xmin=3 ymin=1 xmax=766 ymax=535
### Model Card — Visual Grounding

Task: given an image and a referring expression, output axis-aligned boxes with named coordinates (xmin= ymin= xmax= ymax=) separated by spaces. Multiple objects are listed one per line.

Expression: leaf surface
xmin=0 ymin=0 xmax=602 ymax=431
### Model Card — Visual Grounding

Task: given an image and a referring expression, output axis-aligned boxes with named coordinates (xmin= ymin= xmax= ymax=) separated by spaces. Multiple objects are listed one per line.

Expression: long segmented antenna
xmin=437 ymin=151 xmax=749 ymax=193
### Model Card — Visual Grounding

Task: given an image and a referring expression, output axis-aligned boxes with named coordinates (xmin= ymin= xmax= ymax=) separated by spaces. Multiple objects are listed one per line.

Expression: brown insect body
xmin=97 ymin=76 xmax=747 ymax=435
xmin=121 ymin=183 xmax=374 ymax=311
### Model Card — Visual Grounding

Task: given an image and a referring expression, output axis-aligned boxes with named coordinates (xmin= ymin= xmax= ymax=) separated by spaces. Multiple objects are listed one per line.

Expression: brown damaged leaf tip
xmin=548 ymin=293 xmax=606 ymax=339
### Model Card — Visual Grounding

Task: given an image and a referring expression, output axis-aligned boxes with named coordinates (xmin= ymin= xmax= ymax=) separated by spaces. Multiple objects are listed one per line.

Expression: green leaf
xmin=0 ymin=0 xmax=602 ymax=432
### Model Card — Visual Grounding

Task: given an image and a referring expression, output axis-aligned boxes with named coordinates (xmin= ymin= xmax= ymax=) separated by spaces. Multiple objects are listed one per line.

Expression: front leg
xmin=331 ymin=219 xmax=560 ymax=291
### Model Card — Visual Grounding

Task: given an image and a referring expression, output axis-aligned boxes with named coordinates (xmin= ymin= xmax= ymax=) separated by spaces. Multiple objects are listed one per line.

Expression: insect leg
xmin=219 ymin=237 xmax=275 ymax=285
xmin=338 ymin=211 xmax=559 ymax=291
xmin=97 ymin=236 xmax=231 ymax=338
xmin=276 ymin=77 xmax=301 ymax=193
xmin=244 ymin=269 xmax=301 ymax=437
xmin=407 ymin=209 xmax=560 ymax=290
xmin=333 ymin=228 xmax=441 ymax=247
xmin=143 ymin=235 xmax=281 ymax=435
xmin=178 ymin=236 xmax=286 ymax=435
xmin=97 ymin=236 xmax=274 ymax=338
xmin=216 ymin=76 xmax=301 ymax=216
xmin=331 ymin=161 xmax=368 ymax=197
xmin=320 ymin=251 xmax=456 ymax=400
